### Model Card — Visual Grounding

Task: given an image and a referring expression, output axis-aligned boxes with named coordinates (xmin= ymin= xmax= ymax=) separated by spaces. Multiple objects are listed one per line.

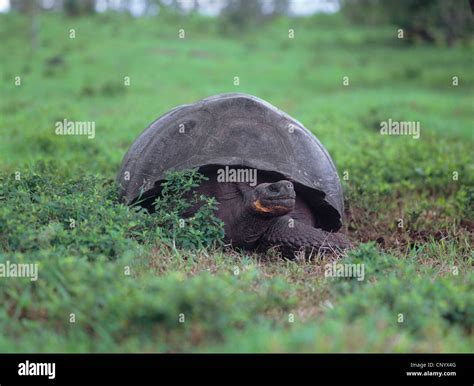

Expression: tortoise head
xmin=245 ymin=180 xmax=296 ymax=217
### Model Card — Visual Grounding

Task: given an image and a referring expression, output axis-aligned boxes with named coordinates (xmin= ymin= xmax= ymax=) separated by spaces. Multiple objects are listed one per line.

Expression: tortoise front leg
xmin=259 ymin=216 xmax=351 ymax=258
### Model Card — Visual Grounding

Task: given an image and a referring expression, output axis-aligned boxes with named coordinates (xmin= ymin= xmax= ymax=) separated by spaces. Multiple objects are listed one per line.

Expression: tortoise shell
xmin=117 ymin=93 xmax=344 ymax=231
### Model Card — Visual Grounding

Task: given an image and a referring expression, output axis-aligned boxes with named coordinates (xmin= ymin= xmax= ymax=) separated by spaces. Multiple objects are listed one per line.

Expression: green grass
xmin=0 ymin=11 xmax=473 ymax=352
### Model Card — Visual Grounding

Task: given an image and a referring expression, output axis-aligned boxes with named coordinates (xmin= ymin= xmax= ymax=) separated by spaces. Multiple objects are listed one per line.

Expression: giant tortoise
xmin=117 ymin=93 xmax=350 ymax=256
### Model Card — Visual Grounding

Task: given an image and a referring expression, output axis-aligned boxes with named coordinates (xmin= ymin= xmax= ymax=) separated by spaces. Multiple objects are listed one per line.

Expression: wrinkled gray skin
xmin=180 ymin=168 xmax=351 ymax=258
xmin=117 ymin=93 xmax=351 ymax=258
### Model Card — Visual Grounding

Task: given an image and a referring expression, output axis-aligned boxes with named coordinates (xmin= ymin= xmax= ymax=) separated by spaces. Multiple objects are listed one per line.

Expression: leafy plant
xmin=148 ymin=169 xmax=225 ymax=250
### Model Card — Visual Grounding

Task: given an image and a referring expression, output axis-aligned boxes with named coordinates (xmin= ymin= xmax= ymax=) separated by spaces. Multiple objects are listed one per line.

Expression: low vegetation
xmin=0 ymin=11 xmax=472 ymax=352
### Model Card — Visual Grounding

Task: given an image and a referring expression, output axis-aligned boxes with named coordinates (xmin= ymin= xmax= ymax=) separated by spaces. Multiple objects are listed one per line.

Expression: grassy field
xmin=0 ymin=11 xmax=473 ymax=352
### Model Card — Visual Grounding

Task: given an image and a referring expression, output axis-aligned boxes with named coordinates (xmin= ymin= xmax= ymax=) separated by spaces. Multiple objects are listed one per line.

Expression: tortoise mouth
xmin=266 ymin=194 xmax=296 ymax=201
xmin=254 ymin=197 xmax=295 ymax=214
xmin=263 ymin=197 xmax=295 ymax=207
